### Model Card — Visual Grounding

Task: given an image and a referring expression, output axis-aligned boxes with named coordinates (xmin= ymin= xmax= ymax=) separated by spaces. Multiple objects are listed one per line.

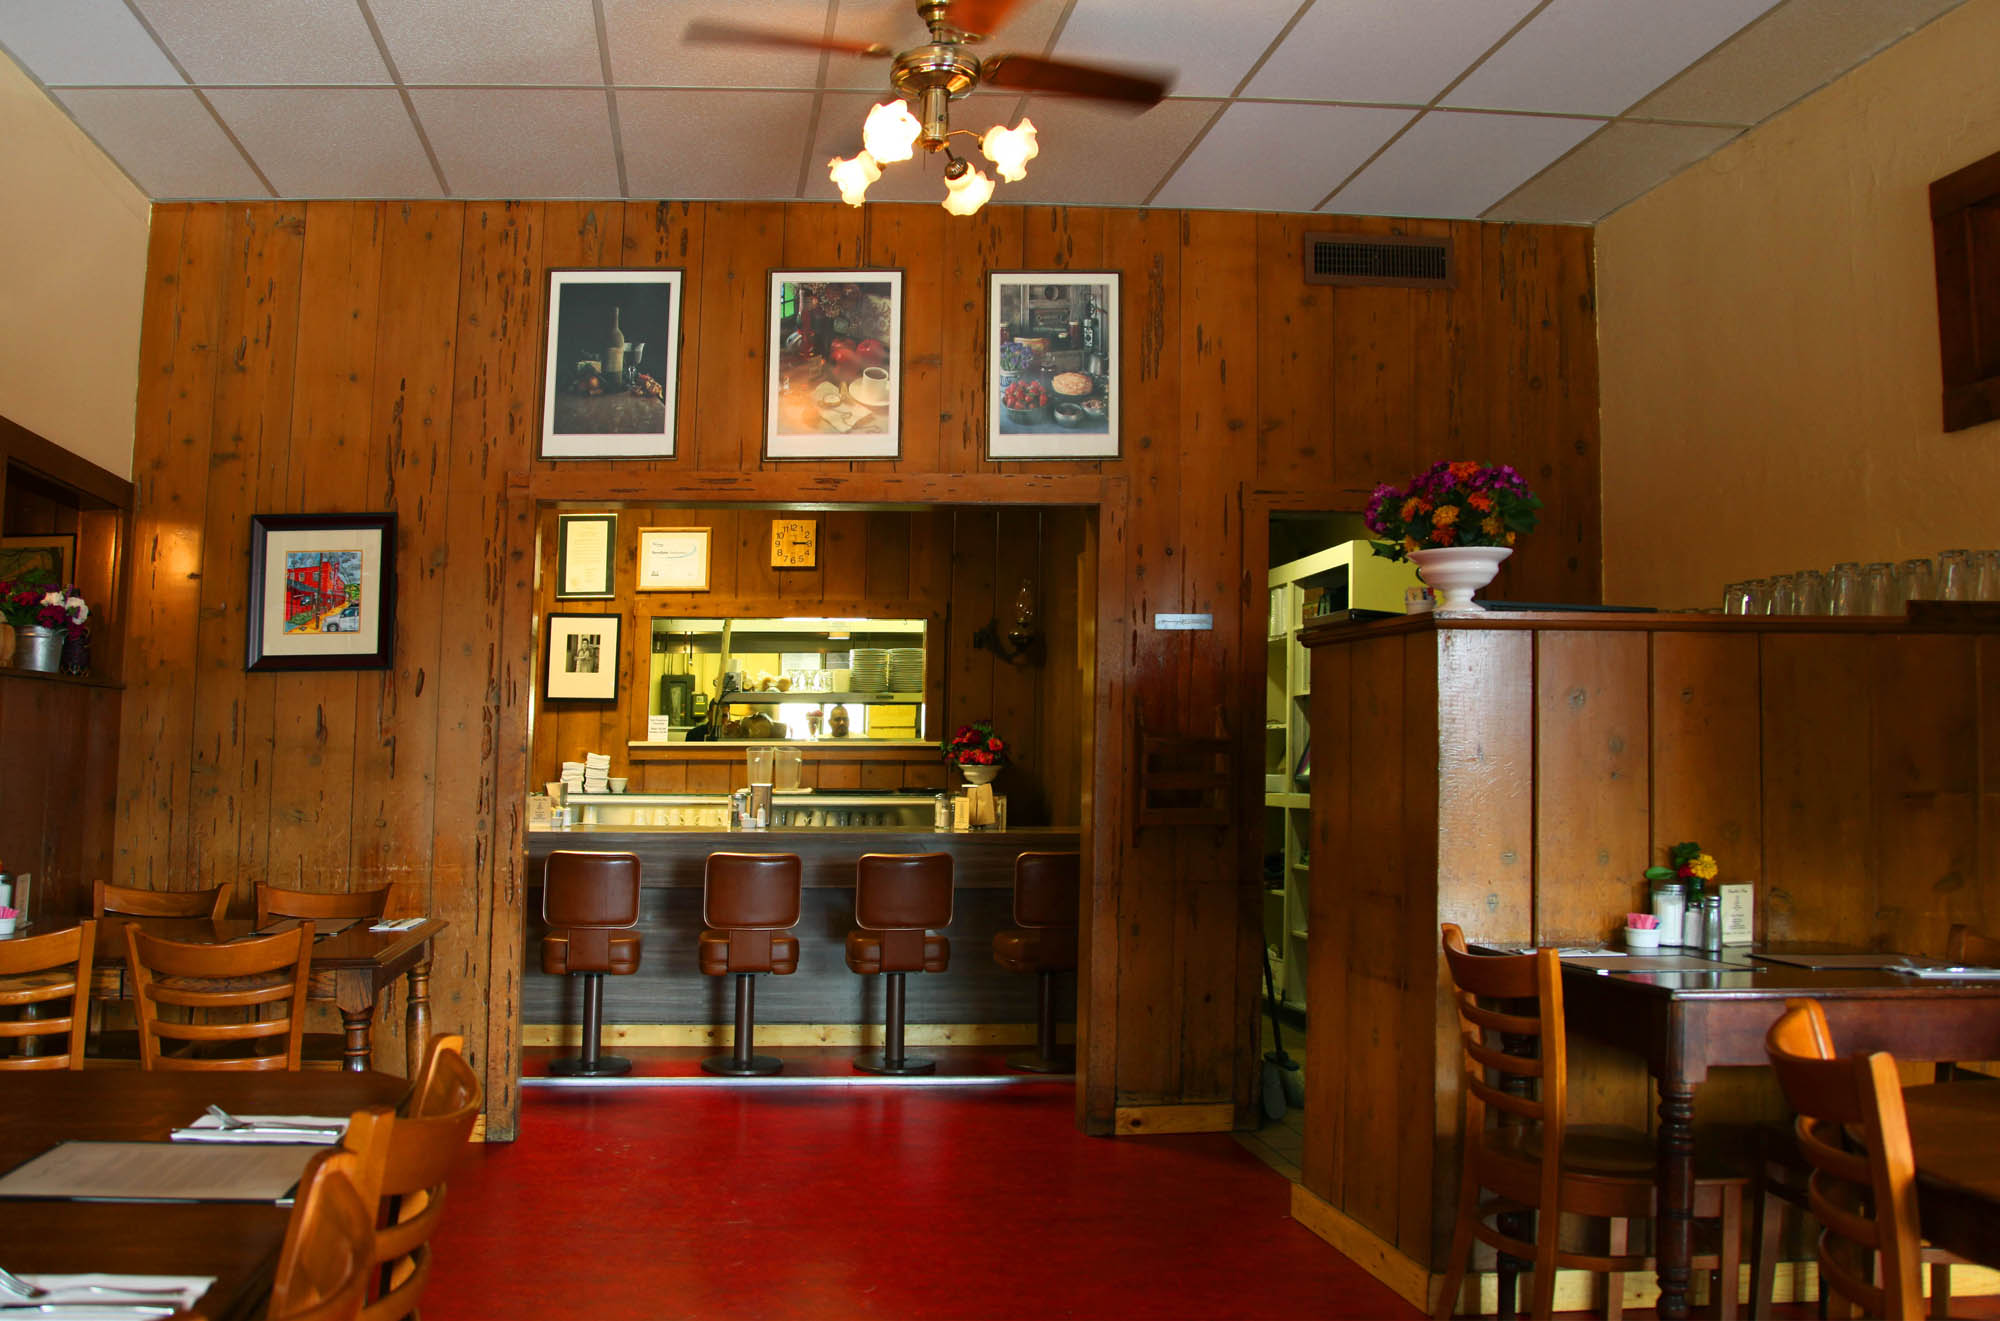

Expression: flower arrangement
xmin=941 ymin=719 xmax=1008 ymax=767
xmin=1364 ymin=460 xmax=1541 ymax=561
xmin=1666 ymin=840 xmax=1718 ymax=890
xmin=998 ymin=340 xmax=1036 ymax=374
xmin=0 ymin=580 xmax=89 ymax=635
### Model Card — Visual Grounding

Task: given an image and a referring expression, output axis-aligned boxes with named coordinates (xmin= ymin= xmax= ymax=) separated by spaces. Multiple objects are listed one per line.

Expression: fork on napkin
xmin=0 ymin=1274 xmax=211 ymax=1317
xmin=169 ymin=1114 xmax=346 ymax=1145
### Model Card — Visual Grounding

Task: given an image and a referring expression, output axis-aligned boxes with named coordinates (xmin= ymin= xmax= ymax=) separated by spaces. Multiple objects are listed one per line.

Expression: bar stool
xmin=540 ymin=850 xmax=643 ymax=1078
xmin=699 ymin=852 xmax=801 ymax=1076
xmin=992 ymin=851 xmax=1079 ymax=1073
xmin=845 ymin=852 xmax=952 ymax=1076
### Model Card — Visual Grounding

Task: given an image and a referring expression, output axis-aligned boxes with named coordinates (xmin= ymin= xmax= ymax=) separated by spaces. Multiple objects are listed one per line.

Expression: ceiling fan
xmin=686 ymin=0 xmax=1174 ymax=212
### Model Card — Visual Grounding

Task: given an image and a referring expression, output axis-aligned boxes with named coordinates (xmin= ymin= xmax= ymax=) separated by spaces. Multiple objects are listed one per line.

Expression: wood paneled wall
xmin=527 ymin=504 xmax=1086 ymax=823
xmin=1298 ymin=612 xmax=2000 ymax=1287
xmin=114 ymin=200 xmax=1600 ymax=1138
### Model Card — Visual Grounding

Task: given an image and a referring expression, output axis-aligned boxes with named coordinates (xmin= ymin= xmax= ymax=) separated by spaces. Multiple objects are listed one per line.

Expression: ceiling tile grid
xmin=0 ymin=0 xmax=1972 ymax=223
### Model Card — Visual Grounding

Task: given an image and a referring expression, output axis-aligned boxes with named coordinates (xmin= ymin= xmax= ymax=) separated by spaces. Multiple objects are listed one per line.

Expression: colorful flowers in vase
xmin=1667 ymin=840 xmax=1719 ymax=893
xmin=0 ymin=580 xmax=89 ymax=635
xmin=941 ymin=719 xmax=1008 ymax=767
xmin=1363 ymin=460 xmax=1541 ymax=561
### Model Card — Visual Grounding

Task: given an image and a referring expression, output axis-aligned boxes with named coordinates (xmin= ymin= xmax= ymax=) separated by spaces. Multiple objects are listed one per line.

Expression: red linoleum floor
xmin=424 ymin=1081 xmax=1420 ymax=1320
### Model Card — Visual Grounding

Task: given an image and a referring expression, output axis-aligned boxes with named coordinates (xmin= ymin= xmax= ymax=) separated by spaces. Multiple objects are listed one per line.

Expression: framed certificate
xmin=636 ymin=526 xmax=709 ymax=591
xmin=555 ymin=512 xmax=616 ymax=599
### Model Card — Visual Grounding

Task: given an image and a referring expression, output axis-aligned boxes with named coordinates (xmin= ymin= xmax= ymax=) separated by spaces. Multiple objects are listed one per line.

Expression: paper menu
xmin=0 ymin=1141 xmax=318 ymax=1202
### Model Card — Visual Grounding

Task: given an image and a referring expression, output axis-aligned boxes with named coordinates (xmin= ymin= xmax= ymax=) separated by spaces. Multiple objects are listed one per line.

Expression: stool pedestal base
xmin=551 ymin=1054 xmax=633 ymax=1078
xmin=701 ymin=1053 xmax=784 ymax=1077
xmin=1005 ymin=1049 xmax=1070 ymax=1074
xmin=852 ymin=1050 xmax=936 ymax=1076
xmin=702 ymin=972 xmax=782 ymax=1076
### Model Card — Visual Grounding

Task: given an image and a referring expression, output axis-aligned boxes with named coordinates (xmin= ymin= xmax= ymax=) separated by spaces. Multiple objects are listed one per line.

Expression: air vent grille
xmin=1303 ymin=232 xmax=1455 ymax=289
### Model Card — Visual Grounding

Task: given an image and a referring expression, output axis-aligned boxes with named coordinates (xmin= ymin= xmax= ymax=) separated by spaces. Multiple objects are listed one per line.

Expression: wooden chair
xmin=1946 ymin=923 xmax=2000 ymax=965
xmin=268 ymin=1149 xmax=376 ymax=1321
xmin=93 ymin=880 xmax=231 ymax=921
xmin=1764 ymin=998 xmax=1925 ymax=1319
xmin=1434 ymin=924 xmax=1746 ymax=1319
xmin=0 ymin=920 xmax=95 ymax=1069
xmin=341 ymin=1043 xmax=483 ymax=1321
xmin=124 ymin=921 xmax=314 ymax=1070
xmin=257 ymin=883 xmax=391 ymax=927
xmin=405 ymin=1032 xmax=466 ymax=1117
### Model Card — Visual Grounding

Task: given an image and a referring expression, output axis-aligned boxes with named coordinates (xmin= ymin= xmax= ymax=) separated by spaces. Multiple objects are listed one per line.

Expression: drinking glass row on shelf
xmin=1723 ymin=549 xmax=2000 ymax=615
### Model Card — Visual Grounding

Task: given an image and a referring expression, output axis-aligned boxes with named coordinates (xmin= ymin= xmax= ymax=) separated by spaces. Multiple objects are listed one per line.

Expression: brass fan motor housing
xmin=889 ymin=43 xmax=985 ymax=151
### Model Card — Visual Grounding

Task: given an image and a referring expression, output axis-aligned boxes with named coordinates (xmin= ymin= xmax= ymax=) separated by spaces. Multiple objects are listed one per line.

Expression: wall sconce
xmin=973 ymin=578 xmax=1040 ymax=665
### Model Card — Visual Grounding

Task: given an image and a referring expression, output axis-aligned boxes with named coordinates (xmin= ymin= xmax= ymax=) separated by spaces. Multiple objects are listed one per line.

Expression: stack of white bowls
xmin=888 ymin=647 xmax=924 ymax=693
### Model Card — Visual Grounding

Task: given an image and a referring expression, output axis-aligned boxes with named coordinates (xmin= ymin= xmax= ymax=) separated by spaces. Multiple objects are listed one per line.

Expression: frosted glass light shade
xmin=828 ymin=152 xmax=881 ymax=207
xmin=980 ymin=118 xmax=1038 ymax=182
xmin=941 ymin=165 xmax=995 ymax=215
xmin=861 ymin=100 xmax=922 ymax=163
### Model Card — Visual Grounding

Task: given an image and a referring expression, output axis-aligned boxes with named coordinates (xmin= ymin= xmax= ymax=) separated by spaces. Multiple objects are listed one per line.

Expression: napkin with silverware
xmin=0 ymin=1273 xmax=211 ymax=1317
xmin=169 ymin=1114 xmax=346 ymax=1144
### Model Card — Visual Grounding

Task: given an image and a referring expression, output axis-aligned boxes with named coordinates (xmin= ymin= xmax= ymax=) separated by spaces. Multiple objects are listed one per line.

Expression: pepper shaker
xmin=1702 ymin=892 xmax=1724 ymax=954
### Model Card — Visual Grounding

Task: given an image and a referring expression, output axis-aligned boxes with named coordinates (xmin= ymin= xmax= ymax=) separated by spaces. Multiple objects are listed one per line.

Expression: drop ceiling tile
xmin=368 ymin=0 xmax=602 ymax=86
xmin=988 ymin=96 xmax=1217 ymax=207
xmin=133 ymin=0 xmax=389 ymax=84
xmin=0 ymin=0 xmax=183 ymax=86
xmin=1484 ymin=120 xmax=1743 ymax=223
xmin=621 ymin=89 xmax=817 ymax=200
xmin=1245 ymin=0 xmax=1541 ymax=106
xmin=1442 ymin=0 xmax=1782 ymax=116
xmin=1327 ymin=109 xmax=1600 ymax=218
xmin=410 ymin=89 xmax=616 ymax=197
xmin=205 ymin=88 xmax=436 ymax=196
xmin=603 ymin=0 xmax=827 ymax=89
xmin=1630 ymin=0 xmax=1964 ymax=124
xmin=1052 ymin=0 xmax=1303 ymax=99
xmin=1152 ymin=102 xmax=1415 ymax=212
xmin=53 ymin=87 xmax=265 ymax=197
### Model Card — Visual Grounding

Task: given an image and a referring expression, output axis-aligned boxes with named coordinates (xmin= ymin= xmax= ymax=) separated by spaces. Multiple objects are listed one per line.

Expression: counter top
xmin=527 ymin=826 xmax=1080 ymax=889
xmin=1300 ymin=603 xmax=2000 ymax=647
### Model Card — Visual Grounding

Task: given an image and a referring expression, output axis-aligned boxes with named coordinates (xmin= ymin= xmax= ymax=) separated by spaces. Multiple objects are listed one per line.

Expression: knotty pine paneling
xmin=114 ymin=201 xmax=1602 ymax=1139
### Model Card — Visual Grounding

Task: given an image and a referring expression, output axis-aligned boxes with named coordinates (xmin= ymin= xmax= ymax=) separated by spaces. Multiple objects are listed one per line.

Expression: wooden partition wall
xmin=1294 ymin=610 xmax=2000 ymax=1306
xmin=113 ymin=199 xmax=1600 ymax=1138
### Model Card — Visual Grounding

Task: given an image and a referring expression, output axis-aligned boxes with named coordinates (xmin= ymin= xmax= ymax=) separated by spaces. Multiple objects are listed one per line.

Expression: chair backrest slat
xmin=268 ymin=1149 xmax=374 ymax=1321
xmin=258 ymin=884 xmax=391 ymax=927
xmin=94 ymin=880 xmax=230 ymax=921
xmin=124 ymin=922 xmax=313 ymax=1071
xmin=0 ymin=920 xmax=95 ymax=1070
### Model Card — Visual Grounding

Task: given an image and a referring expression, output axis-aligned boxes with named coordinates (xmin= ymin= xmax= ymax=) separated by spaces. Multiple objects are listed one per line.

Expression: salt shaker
xmin=1702 ymin=892 xmax=1724 ymax=954
xmin=1649 ymin=872 xmax=1686 ymax=947
xmin=1681 ymin=890 xmax=1706 ymax=950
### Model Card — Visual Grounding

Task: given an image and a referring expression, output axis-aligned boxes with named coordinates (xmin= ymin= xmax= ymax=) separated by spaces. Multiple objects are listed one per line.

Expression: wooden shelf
xmin=711 ymin=690 xmax=921 ymax=706
xmin=0 ymin=665 xmax=121 ymax=691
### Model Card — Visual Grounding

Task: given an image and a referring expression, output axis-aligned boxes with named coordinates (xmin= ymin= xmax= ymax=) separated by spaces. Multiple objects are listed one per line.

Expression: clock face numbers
xmin=771 ymin=518 xmax=817 ymax=568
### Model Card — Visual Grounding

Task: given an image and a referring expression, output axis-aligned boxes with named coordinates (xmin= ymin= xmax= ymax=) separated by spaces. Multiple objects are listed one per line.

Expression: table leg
xmin=404 ymin=952 xmax=434 ymax=1080
xmin=1657 ymin=1080 xmax=1697 ymax=1320
xmin=340 ymin=1007 xmax=372 ymax=1073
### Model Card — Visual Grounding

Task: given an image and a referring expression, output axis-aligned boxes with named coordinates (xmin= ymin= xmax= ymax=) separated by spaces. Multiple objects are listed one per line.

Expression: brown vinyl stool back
xmin=844 ymin=852 xmax=953 ymax=1075
xmin=1433 ymin=923 xmax=1747 ymax=1319
xmin=1765 ymin=999 xmax=1924 ymax=1320
xmin=94 ymin=879 xmax=231 ymax=921
xmin=0 ymin=920 xmax=96 ymax=1070
xmin=125 ymin=922 xmax=314 ymax=1070
xmin=698 ymin=853 xmax=802 ymax=1076
xmin=539 ymin=851 xmax=642 ymax=1077
xmin=992 ymin=851 xmax=1079 ymax=1072
xmin=257 ymin=884 xmax=391 ymax=927
xmin=268 ymin=1149 xmax=375 ymax=1321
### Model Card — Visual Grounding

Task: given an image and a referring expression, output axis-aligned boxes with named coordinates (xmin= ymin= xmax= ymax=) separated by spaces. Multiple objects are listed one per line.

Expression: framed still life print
xmin=544 ymin=612 xmax=620 ymax=702
xmin=245 ymin=513 xmax=396 ymax=672
xmin=987 ymin=272 xmax=1119 ymax=461
xmin=765 ymin=269 xmax=902 ymax=461
xmin=539 ymin=268 xmax=683 ymax=460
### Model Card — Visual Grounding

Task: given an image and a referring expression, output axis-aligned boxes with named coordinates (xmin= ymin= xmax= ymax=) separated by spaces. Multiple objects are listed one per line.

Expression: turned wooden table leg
xmin=341 ymin=1007 xmax=372 ymax=1073
xmin=405 ymin=954 xmax=434 ymax=1080
xmin=1657 ymin=1080 xmax=1697 ymax=1321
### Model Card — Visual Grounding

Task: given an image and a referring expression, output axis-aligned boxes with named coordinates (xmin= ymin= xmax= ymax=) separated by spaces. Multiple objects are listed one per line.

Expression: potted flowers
xmin=1364 ymin=461 xmax=1541 ymax=609
xmin=0 ymin=581 xmax=88 ymax=673
xmin=942 ymin=719 xmax=1008 ymax=785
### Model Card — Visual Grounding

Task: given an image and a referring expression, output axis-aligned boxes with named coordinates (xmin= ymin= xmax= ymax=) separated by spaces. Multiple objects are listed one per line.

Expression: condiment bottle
xmin=1682 ymin=889 xmax=1706 ymax=949
xmin=1647 ymin=868 xmax=1685 ymax=947
xmin=1702 ymin=892 xmax=1724 ymax=954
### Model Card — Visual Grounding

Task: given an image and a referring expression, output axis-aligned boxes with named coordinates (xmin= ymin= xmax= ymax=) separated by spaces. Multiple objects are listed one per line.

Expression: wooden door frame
xmin=487 ymin=470 xmax=1129 ymax=1139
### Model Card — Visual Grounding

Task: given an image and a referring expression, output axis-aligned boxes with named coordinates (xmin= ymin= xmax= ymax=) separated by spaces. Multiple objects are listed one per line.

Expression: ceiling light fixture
xmin=831 ymin=103 xmax=1035 ymax=216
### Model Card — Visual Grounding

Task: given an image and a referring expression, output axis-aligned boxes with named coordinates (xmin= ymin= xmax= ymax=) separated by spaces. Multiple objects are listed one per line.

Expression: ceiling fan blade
xmin=682 ymin=19 xmax=891 ymax=59
xmin=947 ymin=0 xmax=1025 ymax=40
xmin=979 ymin=54 xmax=1171 ymax=106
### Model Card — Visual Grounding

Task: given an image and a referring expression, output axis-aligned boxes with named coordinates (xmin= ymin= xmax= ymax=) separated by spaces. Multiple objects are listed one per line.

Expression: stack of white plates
xmin=850 ymin=647 xmax=888 ymax=693
xmin=888 ymin=647 xmax=924 ymax=693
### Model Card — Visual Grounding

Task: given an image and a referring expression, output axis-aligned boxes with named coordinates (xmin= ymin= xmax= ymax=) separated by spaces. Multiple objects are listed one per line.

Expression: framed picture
xmin=539 ymin=269 xmax=683 ymax=460
xmin=637 ymin=526 xmax=709 ymax=591
xmin=545 ymin=612 xmax=620 ymax=702
xmin=555 ymin=512 xmax=617 ymax=599
xmin=987 ymin=271 xmax=1120 ymax=461
xmin=765 ymin=269 xmax=902 ymax=461
xmin=0 ymin=534 xmax=74 ymax=587
xmin=245 ymin=513 xmax=396 ymax=672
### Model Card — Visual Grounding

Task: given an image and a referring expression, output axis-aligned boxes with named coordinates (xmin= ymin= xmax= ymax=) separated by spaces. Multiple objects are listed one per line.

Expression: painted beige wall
xmin=0 ymin=52 xmax=148 ymax=479
xmin=1597 ymin=0 xmax=2000 ymax=610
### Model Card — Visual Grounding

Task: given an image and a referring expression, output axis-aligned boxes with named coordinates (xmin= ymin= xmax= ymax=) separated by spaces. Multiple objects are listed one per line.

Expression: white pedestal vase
xmin=1407 ymin=546 xmax=1511 ymax=611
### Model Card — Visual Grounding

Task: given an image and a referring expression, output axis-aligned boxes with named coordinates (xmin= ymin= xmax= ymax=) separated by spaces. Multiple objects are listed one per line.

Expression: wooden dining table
xmin=1552 ymin=947 xmax=2000 ymax=1320
xmin=0 ymin=1070 xmax=407 ymax=1321
xmin=82 ymin=914 xmax=447 ymax=1076
xmin=1901 ymin=1081 xmax=2000 ymax=1270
